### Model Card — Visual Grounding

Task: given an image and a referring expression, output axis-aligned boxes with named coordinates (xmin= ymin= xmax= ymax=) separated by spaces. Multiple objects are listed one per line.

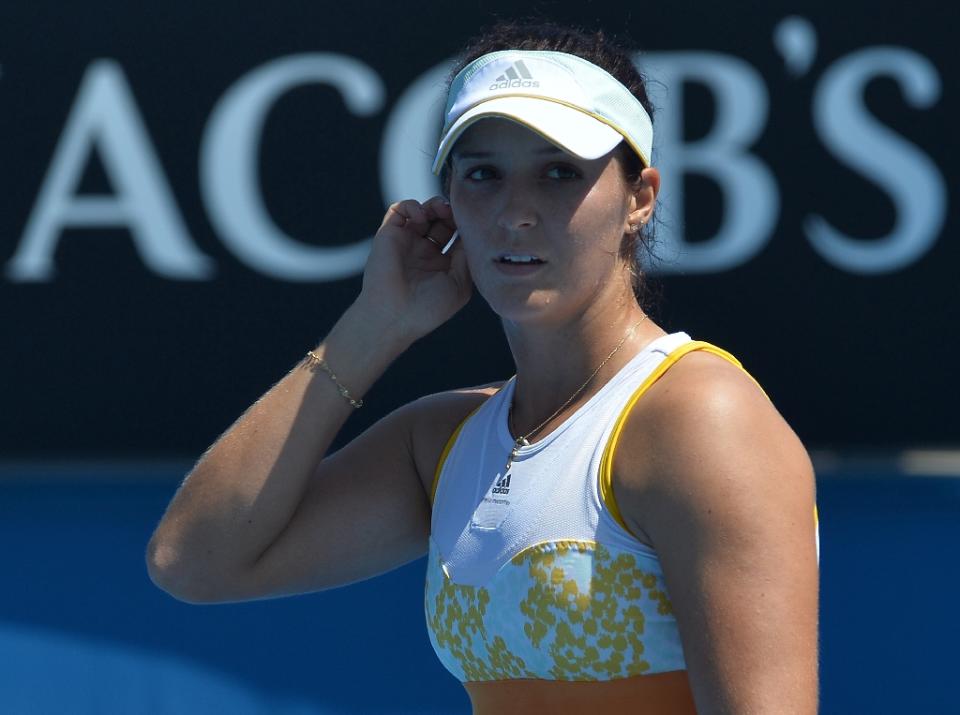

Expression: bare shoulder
xmin=614 ymin=348 xmax=816 ymax=544
xmin=402 ymin=382 xmax=504 ymax=497
xmin=613 ymin=349 xmax=820 ymax=711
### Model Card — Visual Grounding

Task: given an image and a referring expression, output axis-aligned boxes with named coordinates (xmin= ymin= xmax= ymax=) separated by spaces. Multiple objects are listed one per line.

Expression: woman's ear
xmin=626 ymin=166 xmax=660 ymax=229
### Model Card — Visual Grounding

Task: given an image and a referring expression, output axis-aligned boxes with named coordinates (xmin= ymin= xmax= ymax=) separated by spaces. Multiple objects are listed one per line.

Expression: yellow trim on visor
xmin=432 ymin=93 xmax=651 ymax=174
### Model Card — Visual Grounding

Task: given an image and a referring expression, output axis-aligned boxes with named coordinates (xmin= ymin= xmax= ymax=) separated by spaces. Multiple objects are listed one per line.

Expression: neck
xmin=503 ymin=300 xmax=665 ymax=441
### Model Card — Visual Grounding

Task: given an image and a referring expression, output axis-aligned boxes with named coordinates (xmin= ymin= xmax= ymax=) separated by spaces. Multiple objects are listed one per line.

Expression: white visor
xmin=432 ymin=50 xmax=653 ymax=175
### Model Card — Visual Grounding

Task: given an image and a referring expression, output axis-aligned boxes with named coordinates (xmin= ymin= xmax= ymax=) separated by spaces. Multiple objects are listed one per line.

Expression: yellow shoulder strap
xmin=430 ymin=402 xmax=485 ymax=506
xmin=598 ymin=341 xmax=768 ymax=536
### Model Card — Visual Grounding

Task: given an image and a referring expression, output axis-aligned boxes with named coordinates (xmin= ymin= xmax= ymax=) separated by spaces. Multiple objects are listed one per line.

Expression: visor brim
xmin=432 ymin=96 xmax=626 ymax=175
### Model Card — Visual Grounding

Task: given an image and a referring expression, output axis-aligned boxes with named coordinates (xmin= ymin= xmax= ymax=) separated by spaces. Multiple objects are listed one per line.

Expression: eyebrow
xmin=452 ymin=146 xmax=566 ymax=160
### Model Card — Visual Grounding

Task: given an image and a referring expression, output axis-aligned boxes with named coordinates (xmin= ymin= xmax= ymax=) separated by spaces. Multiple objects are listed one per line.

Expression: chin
xmin=482 ymin=289 xmax=569 ymax=326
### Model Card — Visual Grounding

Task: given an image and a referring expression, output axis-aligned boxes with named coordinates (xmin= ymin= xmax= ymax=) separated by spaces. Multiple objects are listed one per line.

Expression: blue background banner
xmin=2 ymin=467 xmax=959 ymax=713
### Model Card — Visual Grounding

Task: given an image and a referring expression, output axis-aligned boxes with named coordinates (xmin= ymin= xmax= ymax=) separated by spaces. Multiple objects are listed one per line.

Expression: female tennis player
xmin=148 ymin=21 xmax=819 ymax=714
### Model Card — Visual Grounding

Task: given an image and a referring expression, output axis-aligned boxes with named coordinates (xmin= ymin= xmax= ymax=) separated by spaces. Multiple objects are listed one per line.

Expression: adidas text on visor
xmin=432 ymin=50 xmax=653 ymax=175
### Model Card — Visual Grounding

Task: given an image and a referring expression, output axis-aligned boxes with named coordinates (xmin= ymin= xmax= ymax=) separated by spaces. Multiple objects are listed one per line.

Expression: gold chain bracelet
xmin=304 ymin=350 xmax=363 ymax=409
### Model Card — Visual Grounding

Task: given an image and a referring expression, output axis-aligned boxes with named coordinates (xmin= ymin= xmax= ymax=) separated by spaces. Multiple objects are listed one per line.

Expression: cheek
xmin=449 ymin=223 xmax=491 ymax=279
xmin=461 ymin=239 xmax=486 ymax=274
xmin=449 ymin=194 xmax=494 ymax=263
xmin=567 ymin=185 xmax=629 ymax=246
xmin=449 ymin=188 xmax=484 ymax=231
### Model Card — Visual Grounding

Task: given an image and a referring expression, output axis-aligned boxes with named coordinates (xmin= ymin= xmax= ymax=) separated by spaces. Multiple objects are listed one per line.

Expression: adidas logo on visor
xmin=488 ymin=60 xmax=540 ymax=90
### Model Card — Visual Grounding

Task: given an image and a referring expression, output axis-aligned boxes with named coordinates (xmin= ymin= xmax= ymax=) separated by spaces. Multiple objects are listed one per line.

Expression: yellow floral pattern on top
xmin=425 ymin=537 xmax=686 ymax=682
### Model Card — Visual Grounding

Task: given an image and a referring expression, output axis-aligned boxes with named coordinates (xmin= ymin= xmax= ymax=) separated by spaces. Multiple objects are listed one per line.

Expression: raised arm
xmin=146 ymin=197 xmax=473 ymax=603
xmin=615 ymin=352 xmax=819 ymax=714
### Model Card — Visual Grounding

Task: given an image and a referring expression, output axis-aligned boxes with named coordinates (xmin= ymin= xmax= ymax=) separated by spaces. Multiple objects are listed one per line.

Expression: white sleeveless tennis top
xmin=425 ymin=331 xmax=821 ymax=683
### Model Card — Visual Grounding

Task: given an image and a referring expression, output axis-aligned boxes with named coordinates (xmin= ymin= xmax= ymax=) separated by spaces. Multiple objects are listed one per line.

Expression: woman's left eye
xmin=545 ymin=165 xmax=581 ymax=180
xmin=465 ymin=165 xmax=498 ymax=181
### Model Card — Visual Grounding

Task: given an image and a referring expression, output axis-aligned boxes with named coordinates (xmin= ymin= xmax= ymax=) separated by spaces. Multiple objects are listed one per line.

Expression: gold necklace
xmin=504 ymin=314 xmax=650 ymax=473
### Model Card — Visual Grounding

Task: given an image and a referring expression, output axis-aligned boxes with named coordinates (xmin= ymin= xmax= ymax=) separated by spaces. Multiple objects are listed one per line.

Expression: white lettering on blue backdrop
xmin=6 ymin=60 xmax=214 ymax=282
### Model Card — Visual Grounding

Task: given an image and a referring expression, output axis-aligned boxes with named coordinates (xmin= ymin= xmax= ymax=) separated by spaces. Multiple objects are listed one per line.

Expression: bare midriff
xmin=464 ymin=670 xmax=697 ymax=715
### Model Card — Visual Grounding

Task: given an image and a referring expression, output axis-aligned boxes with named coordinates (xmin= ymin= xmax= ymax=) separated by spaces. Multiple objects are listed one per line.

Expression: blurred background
xmin=2 ymin=0 xmax=957 ymax=712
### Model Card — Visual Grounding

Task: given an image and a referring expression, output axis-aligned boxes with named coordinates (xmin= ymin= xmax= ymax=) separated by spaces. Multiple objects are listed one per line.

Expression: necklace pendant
xmin=505 ymin=442 xmax=523 ymax=473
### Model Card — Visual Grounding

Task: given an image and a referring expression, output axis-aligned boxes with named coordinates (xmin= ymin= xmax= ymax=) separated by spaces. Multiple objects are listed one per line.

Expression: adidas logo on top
xmin=488 ymin=60 xmax=540 ymax=90
xmin=491 ymin=472 xmax=511 ymax=495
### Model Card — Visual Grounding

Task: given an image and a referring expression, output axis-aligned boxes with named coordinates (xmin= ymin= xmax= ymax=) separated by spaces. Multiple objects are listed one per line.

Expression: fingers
xmin=383 ymin=197 xmax=454 ymax=230
xmin=383 ymin=199 xmax=425 ymax=230
xmin=423 ymin=195 xmax=454 ymax=221
xmin=382 ymin=197 xmax=457 ymax=252
xmin=422 ymin=197 xmax=457 ymax=248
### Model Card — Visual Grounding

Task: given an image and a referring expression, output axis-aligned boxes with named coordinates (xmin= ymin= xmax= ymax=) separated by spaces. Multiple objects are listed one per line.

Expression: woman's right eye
xmin=464 ymin=166 xmax=498 ymax=181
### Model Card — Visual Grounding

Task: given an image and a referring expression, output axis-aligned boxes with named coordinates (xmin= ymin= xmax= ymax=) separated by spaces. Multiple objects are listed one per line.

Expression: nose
xmin=496 ymin=185 xmax=539 ymax=233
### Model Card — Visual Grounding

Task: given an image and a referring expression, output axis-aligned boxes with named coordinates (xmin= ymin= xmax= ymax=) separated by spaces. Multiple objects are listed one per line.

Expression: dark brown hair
xmin=442 ymin=19 xmax=662 ymax=311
